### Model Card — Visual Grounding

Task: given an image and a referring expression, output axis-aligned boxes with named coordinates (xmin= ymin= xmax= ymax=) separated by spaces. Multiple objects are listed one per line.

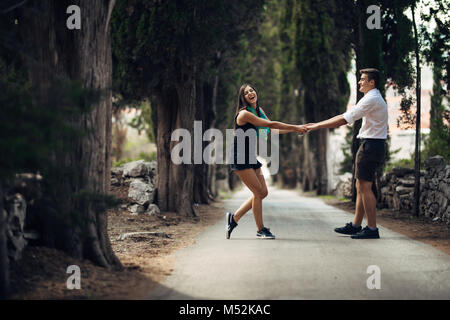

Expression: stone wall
xmin=380 ymin=156 xmax=449 ymax=224
xmin=111 ymin=160 xmax=160 ymax=215
xmin=2 ymin=174 xmax=42 ymax=262
xmin=419 ymin=156 xmax=450 ymax=224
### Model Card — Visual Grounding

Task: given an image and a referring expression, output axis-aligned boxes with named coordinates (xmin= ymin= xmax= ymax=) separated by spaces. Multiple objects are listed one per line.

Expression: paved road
xmin=147 ymin=186 xmax=450 ymax=299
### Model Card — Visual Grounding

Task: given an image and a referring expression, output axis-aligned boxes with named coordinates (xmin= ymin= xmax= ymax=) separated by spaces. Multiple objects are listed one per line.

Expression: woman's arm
xmin=237 ymin=110 xmax=306 ymax=133
xmin=272 ymin=129 xmax=294 ymax=134
xmin=254 ymin=108 xmax=295 ymax=134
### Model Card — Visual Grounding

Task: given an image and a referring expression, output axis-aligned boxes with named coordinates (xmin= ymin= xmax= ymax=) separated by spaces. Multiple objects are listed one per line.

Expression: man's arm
xmin=306 ymin=115 xmax=347 ymax=131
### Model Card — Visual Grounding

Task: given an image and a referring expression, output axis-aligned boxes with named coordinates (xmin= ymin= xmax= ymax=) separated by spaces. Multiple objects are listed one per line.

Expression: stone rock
xmin=442 ymin=182 xmax=450 ymax=199
xmin=111 ymin=177 xmax=120 ymax=186
xmin=128 ymin=204 xmax=145 ymax=215
xmin=392 ymin=167 xmax=414 ymax=177
xmin=395 ymin=186 xmax=413 ymax=195
xmin=123 ymin=160 xmax=149 ymax=178
xmin=427 ymin=202 xmax=439 ymax=217
xmin=428 ymin=178 xmax=439 ymax=191
xmin=146 ymin=204 xmax=160 ymax=215
xmin=5 ymin=193 xmax=27 ymax=261
xmin=128 ymin=179 xmax=154 ymax=206
xmin=435 ymin=193 xmax=447 ymax=210
xmin=144 ymin=161 xmax=157 ymax=179
xmin=117 ymin=231 xmax=170 ymax=241
xmin=398 ymin=179 xmax=415 ymax=187
xmin=381 ymin=186 xmax=390 ymax=195
xmin=111 ymin=166 xmax=124 ymax=176
xmin=424 ymin=155 xmax=445 ymax=170
xmin=333 ymin=173 xmax=352 ymax=199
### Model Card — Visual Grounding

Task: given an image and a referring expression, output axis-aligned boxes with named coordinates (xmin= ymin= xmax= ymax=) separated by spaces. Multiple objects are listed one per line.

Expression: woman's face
xmin=243 ymin=86 xmax=257 ymax=105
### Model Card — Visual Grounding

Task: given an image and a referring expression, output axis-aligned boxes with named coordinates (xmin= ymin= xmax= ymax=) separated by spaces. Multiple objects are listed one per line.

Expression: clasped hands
xmin=294 ymin=123 xmax=320 ymax=134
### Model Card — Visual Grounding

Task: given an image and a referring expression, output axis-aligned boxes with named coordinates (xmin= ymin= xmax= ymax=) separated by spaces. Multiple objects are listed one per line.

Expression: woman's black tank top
xmin=233 ymin=108 xmax=258 ymax=166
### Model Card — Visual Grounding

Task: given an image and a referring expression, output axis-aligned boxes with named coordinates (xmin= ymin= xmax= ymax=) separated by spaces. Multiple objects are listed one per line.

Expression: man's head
xmin=358 ymin=68 xmax=380 ymax=94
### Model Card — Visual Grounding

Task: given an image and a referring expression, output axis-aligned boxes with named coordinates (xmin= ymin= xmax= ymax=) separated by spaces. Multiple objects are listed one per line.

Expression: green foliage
xmin=295 ymin=0 xmax=352 ymax=119
xmin=422 ymin=125 xmax=450 ymax=162
xmin=111 ymin=0 xmax=265 ymax=102
xmin=128 ymin=100 xmax=156 ymax=142
xmin=382 ymin=0 xmax=415 ymax=93
xmin=419 ymin=0 xmax=450 ymax=162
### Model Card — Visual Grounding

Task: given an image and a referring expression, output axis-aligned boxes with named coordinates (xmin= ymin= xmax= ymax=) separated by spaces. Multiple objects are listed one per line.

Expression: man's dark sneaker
xmin=351 ymin=226 xmax=380 ymax=239
xmin=256 ymin=227 xmax=275 ymax=239
xmin=226 ymin=212 xmax=238 ymax=239
xmin=334 ymin=222 xmax=362 ymax=235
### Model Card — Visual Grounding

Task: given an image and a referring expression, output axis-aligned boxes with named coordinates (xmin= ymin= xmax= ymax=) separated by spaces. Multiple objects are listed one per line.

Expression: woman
xmin=226 ymin=83 xmax=307 ymax=239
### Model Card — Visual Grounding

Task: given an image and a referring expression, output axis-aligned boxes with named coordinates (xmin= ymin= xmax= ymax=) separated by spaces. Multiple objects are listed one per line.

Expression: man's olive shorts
xmin=355 ymin=138 xmax=386 ymax=182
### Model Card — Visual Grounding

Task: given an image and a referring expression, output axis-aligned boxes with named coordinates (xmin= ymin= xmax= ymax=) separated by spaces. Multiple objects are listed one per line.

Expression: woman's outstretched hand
xmin=295 ymin=125 xmax=308 ymax=134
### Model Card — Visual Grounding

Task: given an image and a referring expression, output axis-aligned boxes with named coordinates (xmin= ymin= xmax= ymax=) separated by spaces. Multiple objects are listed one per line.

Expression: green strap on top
xmin=246 ymin=106 xmax=270 ymax=139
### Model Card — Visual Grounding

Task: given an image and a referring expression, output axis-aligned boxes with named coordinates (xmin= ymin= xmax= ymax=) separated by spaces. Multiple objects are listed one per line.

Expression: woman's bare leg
xmin=234 ymin=168 xmax=268 ymax=231
xmin=233 ymin=196 xmax=253 ymax=222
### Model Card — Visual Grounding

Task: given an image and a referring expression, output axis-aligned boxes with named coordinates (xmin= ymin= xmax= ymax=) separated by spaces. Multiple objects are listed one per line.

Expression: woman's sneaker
xmin=256 ymin=227 xmax=275 ymax=239
xmin=226 ymin=212 xmax=238 ymax=239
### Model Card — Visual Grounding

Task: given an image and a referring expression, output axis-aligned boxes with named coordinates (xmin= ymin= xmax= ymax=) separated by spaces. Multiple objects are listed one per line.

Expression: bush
xmin=384 ymin=157 xmax=415 ymax=173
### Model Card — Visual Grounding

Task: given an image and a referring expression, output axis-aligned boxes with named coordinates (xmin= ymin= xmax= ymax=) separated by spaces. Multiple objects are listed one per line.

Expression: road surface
xmin=147 ymin=186 xmax=450 ymax=299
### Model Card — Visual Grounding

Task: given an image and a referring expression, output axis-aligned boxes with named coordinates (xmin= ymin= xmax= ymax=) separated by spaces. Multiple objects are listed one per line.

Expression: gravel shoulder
xmin=9 ymin=184 xmax=225 ymax=299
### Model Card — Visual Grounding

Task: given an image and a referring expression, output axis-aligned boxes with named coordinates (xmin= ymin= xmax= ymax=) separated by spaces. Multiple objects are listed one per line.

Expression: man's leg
xmin=358 ymin=179 xmax=377 ymax=228
xmin=353 ymin=179 xmax=365 ymax=227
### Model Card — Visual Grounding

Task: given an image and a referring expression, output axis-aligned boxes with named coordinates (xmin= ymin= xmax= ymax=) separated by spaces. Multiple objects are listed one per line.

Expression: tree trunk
xmin=23 ymin=0 xmax=121 ymax=269
xmin=0 ymin=181 xmax=9 ymax=299
xmin=193 ymin=81 xmax=211 ymax=204
xmin=411 ymin=2 xmax=421 ymax=216
xmin=156 ymin=71 xmax=197 ymax=217
xmin=207 ymin=72 xmax=219 ymax=199
xmin=316 ymin=129 xmax=329 ymax=195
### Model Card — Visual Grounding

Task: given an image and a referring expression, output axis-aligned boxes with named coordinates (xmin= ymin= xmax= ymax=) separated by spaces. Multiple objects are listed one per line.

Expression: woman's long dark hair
xmin=234 ymin=83 xmax=262 ymax=129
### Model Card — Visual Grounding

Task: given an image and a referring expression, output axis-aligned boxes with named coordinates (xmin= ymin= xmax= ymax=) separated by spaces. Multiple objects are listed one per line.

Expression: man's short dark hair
xmin=360 ymin=68 xmax=380 ymax=88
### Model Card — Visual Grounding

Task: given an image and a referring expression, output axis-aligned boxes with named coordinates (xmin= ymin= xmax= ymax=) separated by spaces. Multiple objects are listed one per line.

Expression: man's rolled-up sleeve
xmin=342 ymin=97 xmax=372 ymax=125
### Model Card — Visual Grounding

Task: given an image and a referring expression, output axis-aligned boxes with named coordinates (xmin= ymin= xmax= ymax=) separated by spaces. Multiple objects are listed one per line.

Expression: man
xmin=306 ymin=68 xmax=388 ymax=239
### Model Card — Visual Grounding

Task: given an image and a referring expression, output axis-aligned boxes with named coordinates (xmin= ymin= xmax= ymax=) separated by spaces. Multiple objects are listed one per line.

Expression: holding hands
xmin=294 ymin=125 xmax=309 ymax=134
xmin=293 ymin=123 xmax=319 ymax=135
xmin=305 ymin=123 xmax=320 ymax=131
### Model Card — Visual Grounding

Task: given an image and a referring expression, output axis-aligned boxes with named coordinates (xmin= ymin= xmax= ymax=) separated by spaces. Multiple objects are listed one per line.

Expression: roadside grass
xmin=317 ymin=194 xmax=351 ymax=202
xmin=300 ymin=190 xmax=351 ymax=203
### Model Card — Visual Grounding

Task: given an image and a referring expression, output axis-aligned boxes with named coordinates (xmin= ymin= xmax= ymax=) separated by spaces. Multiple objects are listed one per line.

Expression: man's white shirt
xmin=342 ymin=88 xmax=388 ymax=139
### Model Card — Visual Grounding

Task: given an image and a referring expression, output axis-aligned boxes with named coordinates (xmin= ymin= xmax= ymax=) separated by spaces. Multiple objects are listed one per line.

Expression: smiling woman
xmin=226 ymin=83 xmax=308 ymax=240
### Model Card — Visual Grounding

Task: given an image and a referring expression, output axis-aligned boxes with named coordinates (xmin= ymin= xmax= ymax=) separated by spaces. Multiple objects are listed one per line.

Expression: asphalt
xmin=147 ymin=186 xmax=450 ymax=299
